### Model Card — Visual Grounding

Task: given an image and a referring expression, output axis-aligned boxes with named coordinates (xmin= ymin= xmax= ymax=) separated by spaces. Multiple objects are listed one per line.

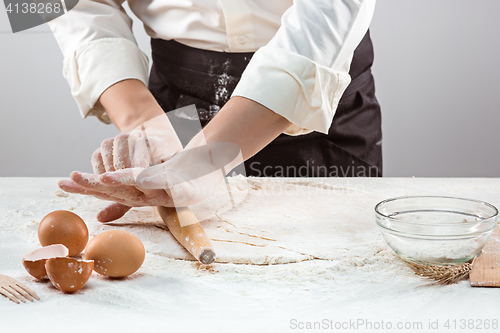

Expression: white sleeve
xmin=48 ymin=0 xmax=149 ymax=123
xmin=231 ymin=0 xmax=376 ymax=135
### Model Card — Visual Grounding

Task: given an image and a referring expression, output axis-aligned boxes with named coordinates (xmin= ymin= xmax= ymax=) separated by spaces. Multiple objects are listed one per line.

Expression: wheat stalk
xmin=399 ymin=256 xmax=474 ymax=285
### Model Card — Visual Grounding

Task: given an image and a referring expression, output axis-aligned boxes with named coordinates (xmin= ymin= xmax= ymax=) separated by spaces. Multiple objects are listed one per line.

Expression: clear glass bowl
xmin=375 ymin=196 xmax=498 ymax=265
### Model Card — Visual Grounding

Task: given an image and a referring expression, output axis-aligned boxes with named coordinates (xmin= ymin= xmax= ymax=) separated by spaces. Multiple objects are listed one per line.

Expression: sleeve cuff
xmin=62 ymin=38 xmax=149 ymax=124
xmin=231 ymin=46 xmax=351 ymax=135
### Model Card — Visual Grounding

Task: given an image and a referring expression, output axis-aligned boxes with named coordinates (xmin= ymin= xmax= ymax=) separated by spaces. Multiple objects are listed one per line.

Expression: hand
xmin=136 ymin=141 xmax=243 ymax=206
xmin=94 ymin=114 xmax=183 ymax=171
xmin=60 ymin=94 xmax=290 ymax=221
xmin=59 ymin=141 xmax=243 ymax=212
xmin=59 ymin=114 xmax=184 ymax=222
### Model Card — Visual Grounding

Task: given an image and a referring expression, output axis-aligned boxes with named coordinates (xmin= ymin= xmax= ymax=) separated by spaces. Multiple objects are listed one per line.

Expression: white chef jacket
xmin=48 ymin=0 xmax=376 ymax=135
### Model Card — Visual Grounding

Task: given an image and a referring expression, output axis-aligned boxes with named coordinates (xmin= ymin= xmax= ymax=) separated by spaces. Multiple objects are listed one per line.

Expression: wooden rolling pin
xmin=156 ymin=206 xmax=216 ymax=265
xmin=140 ymin=124 xmax=215 ymax=265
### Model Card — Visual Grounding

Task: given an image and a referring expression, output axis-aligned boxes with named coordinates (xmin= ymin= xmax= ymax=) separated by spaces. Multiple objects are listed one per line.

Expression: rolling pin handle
xmin=200 ymin=249 xmax=216 ymax=265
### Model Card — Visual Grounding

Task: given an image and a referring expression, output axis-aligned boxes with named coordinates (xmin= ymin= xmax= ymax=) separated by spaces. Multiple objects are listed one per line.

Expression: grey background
xmin=1 ymin=0 xmax=499 ymax=177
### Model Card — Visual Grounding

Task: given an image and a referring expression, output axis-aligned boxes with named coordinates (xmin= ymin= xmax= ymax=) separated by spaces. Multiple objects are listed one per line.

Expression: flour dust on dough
xmin=88 ymin=176 xmax=379 ymax=265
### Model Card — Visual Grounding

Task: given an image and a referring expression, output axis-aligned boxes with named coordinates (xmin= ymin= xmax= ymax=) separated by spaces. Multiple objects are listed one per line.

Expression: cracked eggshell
xmin=84 ymin=230 xmax=145 ymax=278
xmin=22 ymin=244 xmax=69 ymax=279
xmin=46 ymin=257 xmax=94 ymax=293
xmin=38 ymin=210 xmax=89 ymax=256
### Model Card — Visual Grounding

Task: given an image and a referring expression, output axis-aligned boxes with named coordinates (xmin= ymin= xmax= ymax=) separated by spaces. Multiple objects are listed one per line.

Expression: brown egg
xmin=85 ymin=230 xmax=145 ymax=278
xmin=45 ymin=257 xmax=94 ymax=293
xmin=38 ymin=210 xmax=89 ymax=256
xmin=22 ymin=244 xmax=69 ymax=279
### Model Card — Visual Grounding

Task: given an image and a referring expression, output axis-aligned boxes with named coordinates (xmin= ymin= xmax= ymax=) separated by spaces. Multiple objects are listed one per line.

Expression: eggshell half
xmin=85 ymin=230 xmax=145 ymax=278
xmin=22 ymin=244 xmax=69 ymax=279
xmin=46 ymin=257 xmax=94 ymax=293
xmin=38 ymin=210 xmax=89 ymax=256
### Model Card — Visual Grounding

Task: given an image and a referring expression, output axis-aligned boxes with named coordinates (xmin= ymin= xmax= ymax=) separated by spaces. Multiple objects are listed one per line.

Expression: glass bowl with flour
xmin=375 ymin=196 xmax=498 ymax=265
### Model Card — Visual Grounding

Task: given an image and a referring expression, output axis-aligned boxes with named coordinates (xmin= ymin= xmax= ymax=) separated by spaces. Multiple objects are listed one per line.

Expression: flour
xmin=2 ymin=177 xmax=500 ymax=332
xmin=213 ymin=60 xmax=231 ymax=106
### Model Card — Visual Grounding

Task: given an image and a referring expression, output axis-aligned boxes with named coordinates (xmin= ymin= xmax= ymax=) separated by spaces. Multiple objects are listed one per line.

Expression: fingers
xmin=95 ymin=134 xmax=134 ymax=172
xmin=97 ymin=203 xmax=131 ymax=223
xmin=59 ymin=176 xmax=176 ymax=208
xmin=99 ymin=169 xmax=140 ymax=186
xmin=135 ymin=166 xmax=212 ymax=206
xmin=91 ymin=149 xmax=106 ymax=174
xmin=59 ymin=179 xmax=142 ymax=206
xmin=113 ymin=133 xmax=132 ymax=170
xmin=58 ymin=179 xmax=92 ymax=195
xmin=101 ymin=169 xmax=176 ymax=206
xmin=70 ymin=171 xmax=174 ymax=206
xmin=70 ymin=171 xmax=144 ymax=199
xmin=100 ymin=138 xmax=116 ymax=172
xmin=136 ymin=145 xmax=213 ymax=189
xmin=135 ymin=164 xmax=172 ymax=189
xmin=97 ymin=126 xmax=182 ymax=173
xmin=129 ymin=134 xmax=154 ymax=168
xmin=58 ymin=179 xmax=118 ymax=201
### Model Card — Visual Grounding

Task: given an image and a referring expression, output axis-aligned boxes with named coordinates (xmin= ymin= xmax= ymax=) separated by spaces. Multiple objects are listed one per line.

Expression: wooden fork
xmin=0 ymin=274 xmax=40 ymax=304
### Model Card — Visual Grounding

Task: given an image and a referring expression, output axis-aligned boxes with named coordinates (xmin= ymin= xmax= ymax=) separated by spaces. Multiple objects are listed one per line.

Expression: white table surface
xmin=1 ymin=177 xmax=499 ymax=333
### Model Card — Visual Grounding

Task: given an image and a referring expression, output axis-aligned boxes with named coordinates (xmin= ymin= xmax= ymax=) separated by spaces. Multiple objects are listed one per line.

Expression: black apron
xmin=148 ymin=31 xmax=382 ymax=177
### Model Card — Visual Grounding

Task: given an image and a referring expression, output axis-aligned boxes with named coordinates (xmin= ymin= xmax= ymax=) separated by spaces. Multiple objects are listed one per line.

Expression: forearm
xmin=187 ymin=96 xmax=292 ymax=161
xmin=99 ymin=79 xmax=168 ymax=133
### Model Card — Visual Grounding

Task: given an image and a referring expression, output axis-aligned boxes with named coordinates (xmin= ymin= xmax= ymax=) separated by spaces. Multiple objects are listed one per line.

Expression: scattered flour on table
xmin=5 ymin=177 xmax=500 ymax=330
xmin=1 ymin=176 xmax=418 ymax=283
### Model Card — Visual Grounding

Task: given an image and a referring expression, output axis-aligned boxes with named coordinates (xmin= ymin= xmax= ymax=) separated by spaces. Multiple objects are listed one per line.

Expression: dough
xmin=91 ymin=176 xmax=378 ymax=265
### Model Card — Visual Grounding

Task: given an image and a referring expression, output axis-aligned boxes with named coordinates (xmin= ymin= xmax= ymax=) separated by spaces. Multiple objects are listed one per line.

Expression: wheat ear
xmin=399 ymin=256 xmax=474 ymax=285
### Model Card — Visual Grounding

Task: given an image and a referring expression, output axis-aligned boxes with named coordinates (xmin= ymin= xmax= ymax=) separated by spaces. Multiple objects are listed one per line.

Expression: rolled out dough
xmin=87 ymin=176 xmax=381 ymax=265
